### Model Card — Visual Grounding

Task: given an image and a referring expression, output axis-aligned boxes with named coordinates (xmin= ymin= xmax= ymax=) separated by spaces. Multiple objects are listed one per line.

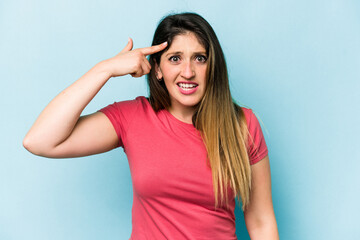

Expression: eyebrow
xmin=165 ymin=51 xmax=207 ymax=57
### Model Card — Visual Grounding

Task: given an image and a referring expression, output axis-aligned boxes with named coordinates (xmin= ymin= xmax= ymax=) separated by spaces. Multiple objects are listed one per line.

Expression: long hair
xmin=147 ymin=12 xmax=252 ymax=210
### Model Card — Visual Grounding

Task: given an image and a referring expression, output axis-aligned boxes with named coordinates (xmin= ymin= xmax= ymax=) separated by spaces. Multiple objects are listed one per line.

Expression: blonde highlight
xmin=147 ymin=12 xmax=253 ymax=210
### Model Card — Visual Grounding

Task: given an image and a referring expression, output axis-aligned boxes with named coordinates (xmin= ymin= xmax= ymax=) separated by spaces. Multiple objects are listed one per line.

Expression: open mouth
xmin=177 ymin=83 xmax=198 ymax=90
xmin=176 ymin=82 xmax=199 ymax=95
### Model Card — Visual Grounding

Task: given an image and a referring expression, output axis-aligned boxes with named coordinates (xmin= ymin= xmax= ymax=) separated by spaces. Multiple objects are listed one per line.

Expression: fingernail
xmin=162 ymin=41 xmax=168 ymax=46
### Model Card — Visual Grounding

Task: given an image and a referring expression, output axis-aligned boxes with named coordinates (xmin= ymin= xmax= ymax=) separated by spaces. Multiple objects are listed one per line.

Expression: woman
xmin=23 ymin=12 xmax=279 ymax=239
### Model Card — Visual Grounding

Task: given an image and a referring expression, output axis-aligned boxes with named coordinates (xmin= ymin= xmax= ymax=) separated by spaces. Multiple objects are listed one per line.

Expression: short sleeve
xmin=243 ymin=108 xmax=269 ymax=165
xmin=98 ymin=98 xmax=140 ymax=148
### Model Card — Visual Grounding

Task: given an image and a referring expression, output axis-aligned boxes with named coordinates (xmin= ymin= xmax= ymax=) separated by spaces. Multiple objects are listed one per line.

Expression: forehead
xmin=165 ymin=32 xmax=206 ymax=53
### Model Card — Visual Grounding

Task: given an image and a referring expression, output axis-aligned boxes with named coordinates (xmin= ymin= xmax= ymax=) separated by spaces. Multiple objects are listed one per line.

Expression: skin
xmin=244 ymin=156 xmax=279 ymax=239
xmin=156 ymin=32 xmax=207 ymax=124
xmin=23 ymin=35 xmax=279 ymax=239
xmin=23 ymin=38 xmax=167 ymax=157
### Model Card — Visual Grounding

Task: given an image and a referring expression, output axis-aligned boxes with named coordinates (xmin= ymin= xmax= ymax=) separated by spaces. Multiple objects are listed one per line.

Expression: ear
xmin=155 ymin=62 xmax=163 ymax=80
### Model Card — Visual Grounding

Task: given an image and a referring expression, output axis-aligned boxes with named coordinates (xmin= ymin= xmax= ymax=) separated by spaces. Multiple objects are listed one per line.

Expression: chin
xmin=180 ymin=99 xmax=202 ymax=107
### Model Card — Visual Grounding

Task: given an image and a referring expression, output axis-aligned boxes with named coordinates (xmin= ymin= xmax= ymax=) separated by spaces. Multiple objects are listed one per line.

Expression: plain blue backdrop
xmin=1 ymin=0 xmax=359 ymax=239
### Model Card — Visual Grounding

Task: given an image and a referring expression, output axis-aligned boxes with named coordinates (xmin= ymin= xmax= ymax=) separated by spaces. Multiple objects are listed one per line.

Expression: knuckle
xmin=135 ymin=51 xmax=143 ymax=58
xmin=133 ymin=70 xmax=142 ymax=78
xmin=135 ymin=62 xmax=142 ymax=69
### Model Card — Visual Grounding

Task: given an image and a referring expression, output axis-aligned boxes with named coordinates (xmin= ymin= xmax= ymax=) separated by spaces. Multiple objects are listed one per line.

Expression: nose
xmin=180 ymin=61 xmax=195 ymax=79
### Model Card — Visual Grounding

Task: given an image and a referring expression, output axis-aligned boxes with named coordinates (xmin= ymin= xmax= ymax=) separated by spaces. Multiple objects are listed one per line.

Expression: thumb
xmin=120 ymin=37 xmax=133 ymax=53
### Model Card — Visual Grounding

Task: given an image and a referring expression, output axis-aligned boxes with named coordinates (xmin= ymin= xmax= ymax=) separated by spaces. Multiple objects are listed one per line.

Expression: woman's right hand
xmin=104 ymin=38 xmax=168 ymax=78
xmin=23 ymin=38 xmax=167 ymax=158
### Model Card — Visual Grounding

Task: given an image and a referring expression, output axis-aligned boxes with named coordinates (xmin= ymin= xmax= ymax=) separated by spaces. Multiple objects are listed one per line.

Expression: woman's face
xmin=157 ymin=32 xmax=207 ymax=114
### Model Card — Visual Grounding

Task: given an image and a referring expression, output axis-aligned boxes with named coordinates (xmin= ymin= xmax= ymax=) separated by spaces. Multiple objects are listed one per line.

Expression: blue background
xmin=1 ymin=0 xmax=359 ymax=239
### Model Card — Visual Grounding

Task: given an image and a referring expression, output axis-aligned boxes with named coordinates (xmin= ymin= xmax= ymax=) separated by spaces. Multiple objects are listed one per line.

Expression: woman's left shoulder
xmin=240 ymin=106 xmax=252 ymax=114
xmin=239 ymin=106 xmax=255 ymax=121
xmin=239 ymin=107 xmax=265 ymax=131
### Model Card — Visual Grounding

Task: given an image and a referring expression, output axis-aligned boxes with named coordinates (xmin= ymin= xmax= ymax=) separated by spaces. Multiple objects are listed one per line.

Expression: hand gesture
xmin=105 ymin=38 xmax=167 ymax=78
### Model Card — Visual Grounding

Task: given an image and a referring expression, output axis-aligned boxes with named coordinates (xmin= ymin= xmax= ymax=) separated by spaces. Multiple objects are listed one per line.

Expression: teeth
xmin=178 ymin=83 xmax=197 ymax=88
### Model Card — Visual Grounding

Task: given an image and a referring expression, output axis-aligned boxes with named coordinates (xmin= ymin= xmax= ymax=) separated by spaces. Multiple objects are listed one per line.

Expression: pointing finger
xmin=120 ymin=37 xmax=133 ymax=53
xmin=141 ymin=42 xmax=168 ymax=56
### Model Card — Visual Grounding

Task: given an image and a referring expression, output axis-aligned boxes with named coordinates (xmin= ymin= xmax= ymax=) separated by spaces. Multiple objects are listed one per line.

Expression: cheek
xmin=161 ymin=66 xmax=179 ymax=80
xmin=199 ymin=67 xmax=207 ymax=83
xmin=162 ymin=70 xmax=177 ymax=88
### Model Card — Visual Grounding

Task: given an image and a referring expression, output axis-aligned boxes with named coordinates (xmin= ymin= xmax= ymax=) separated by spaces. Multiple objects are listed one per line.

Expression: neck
xmin=168 ymin=106 xmax=195 ymax=124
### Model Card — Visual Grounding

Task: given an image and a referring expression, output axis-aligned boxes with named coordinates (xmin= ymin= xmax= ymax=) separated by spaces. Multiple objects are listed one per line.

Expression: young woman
xmin=23 ymin=13 xmax=279 ymax=239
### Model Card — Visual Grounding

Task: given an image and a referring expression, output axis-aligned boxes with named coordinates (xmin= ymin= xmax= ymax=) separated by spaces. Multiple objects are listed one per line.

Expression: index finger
xmin=140 ymin=42 xmax=168 ymax=56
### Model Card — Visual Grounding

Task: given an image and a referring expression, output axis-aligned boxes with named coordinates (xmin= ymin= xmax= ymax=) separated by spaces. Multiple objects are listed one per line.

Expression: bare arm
xmin=23 ymin=39 xmax=167 ymax=158
xmin=244 ymin=155 xmax=279 ymax=240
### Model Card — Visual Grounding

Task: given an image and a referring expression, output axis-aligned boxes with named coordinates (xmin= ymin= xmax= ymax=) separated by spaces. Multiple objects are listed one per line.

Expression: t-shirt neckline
xmin=140 ymin=96 xmax=200 ymax=135
xmin=163 ymin=109 xmax=196 ymax=129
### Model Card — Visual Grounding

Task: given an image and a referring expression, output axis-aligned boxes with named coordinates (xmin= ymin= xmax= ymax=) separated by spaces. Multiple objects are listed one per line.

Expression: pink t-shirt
xmin=99 ymin=96 xmax=268 ymax=240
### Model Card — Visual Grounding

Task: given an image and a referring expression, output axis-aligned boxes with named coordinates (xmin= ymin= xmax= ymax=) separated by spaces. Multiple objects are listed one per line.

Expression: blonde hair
xmin=148 ymin=12 xmax=252 ymax=210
